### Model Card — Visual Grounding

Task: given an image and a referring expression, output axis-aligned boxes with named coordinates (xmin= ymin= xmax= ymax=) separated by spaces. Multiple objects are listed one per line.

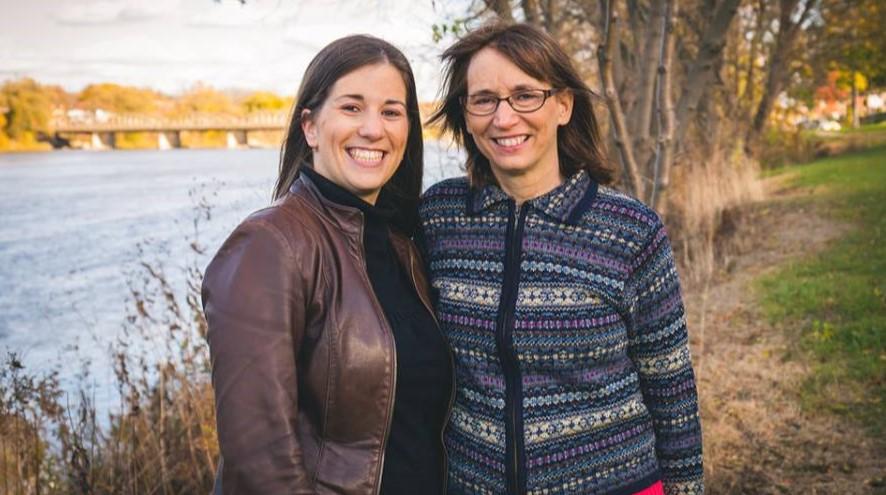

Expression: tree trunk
xmin=673 ymin=0 xmax=742 ymax=144
xmin=485 ymin=0 xmax=516 ymax=20
xmin=632 ymin=0 xmax=665 ymax=175
xmin=747 ymin=0 xmax=817 ymax=149
xmin=851 ymin=69 xmax=859 ymax=128
xmin=651 ymin=0 xmax=677 ymax=212
xmin=543 ymin=0 xmax=560 ymax=35
xmin=744 ymin=0 xmax=766 ymax=119
xmin=522 ymin=0 xmax=542 ymax=25
xmin=598 ymin=0 xmax=644 ymax=198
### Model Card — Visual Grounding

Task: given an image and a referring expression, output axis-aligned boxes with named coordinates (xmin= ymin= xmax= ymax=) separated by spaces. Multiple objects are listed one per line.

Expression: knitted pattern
xmin=418 ymin=171 xmax=703 ymax=495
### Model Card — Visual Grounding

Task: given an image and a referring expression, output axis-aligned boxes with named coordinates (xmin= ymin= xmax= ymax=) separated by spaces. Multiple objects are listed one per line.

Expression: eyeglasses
xmin=461 ymin=88 xmax=563 ymax=116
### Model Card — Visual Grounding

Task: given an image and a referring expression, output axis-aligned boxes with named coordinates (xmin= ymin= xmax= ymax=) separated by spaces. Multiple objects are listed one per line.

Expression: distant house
xmin=66 ymin=108 xmax=89 ymax=122
xmin=95 ymin=109 xmax=111 ymax=123
xmin=64 ymin=108 xmax=114 ymax=123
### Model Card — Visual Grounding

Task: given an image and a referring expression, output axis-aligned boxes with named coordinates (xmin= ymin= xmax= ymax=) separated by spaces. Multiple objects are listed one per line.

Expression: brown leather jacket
xmin=202 ymin=174 xmax=447 ymax=494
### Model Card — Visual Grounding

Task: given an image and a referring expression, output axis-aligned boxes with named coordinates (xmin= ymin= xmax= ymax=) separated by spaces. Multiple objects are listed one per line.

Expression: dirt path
xmin=682 ymin=179 xmax=885 ymax=494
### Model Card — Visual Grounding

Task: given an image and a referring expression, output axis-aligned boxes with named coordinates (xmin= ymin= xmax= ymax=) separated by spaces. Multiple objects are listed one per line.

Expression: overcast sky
xmin=1 ymin=0 xmax=466 ymax=100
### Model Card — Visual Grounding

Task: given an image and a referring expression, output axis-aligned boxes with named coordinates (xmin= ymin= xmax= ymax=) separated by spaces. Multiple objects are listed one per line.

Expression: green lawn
xmin=842 ymin=120 xmax=886 ymax=133
xmin=757 ymin=145 xmax=886 ymax=435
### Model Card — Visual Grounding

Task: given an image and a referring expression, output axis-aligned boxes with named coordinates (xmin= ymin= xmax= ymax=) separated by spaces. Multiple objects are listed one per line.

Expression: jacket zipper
xmin=496 ymin=202 xmax=528 ymax=495
xmin=406 ymin=247 xmax=456 ymax=495
xmin=355 ymin=217 xmax=398 ymax=495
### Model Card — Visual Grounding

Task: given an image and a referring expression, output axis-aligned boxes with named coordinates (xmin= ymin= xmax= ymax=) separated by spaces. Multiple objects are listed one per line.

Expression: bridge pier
xmin=90 ymin=132 xmax=116 ymax=150
xmin=226 ymin=130 xmax=248 ymax=149
xmin=157 ymin=131 xmax=181 ymax=150
xmin=49 ymin=132 xmax=71 ymax=149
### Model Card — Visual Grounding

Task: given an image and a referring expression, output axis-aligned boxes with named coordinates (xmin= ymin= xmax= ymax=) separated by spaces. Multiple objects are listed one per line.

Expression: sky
xmin=0 ymin=0 xmax=467 ymax=101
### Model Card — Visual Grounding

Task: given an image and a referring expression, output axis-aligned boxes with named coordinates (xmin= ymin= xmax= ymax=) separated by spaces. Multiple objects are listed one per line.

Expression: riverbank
xmin=693 ymin=145 xmax=886 ymax=493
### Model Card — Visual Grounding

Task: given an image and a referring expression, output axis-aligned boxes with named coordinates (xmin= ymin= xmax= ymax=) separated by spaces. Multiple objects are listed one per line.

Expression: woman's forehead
xmin=466 ymin=47 xmax=546 ymax=92
xmin=329 ymin=63 xmax=407 ymax=101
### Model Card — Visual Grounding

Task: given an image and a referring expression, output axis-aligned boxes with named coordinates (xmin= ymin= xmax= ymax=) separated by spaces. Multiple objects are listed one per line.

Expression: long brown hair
xmin=275 ymin=35 xmax=424 ymax=231
xmin=428 ymin=22 xmax=613 ymax=187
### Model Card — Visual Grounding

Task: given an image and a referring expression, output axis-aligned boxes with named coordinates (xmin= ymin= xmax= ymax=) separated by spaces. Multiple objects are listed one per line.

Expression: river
xmin=0 ymin=144 xmax=463 ymax=407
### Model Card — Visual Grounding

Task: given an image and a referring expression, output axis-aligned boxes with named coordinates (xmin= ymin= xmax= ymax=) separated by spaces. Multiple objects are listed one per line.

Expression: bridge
xmin=51 ymin=112 xmax=290 ymax=149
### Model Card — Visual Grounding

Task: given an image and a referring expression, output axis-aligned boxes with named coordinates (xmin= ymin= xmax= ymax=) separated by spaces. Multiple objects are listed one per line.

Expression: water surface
xmin=0 ymin=145 xmax=463 ymax=403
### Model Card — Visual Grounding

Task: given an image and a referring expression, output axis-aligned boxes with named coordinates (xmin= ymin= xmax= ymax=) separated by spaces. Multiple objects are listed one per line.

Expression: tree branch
xmin=597 ymin=0 xmax=643 ymax=198
xmin=485 ymin=0 xmax=515 ymax=20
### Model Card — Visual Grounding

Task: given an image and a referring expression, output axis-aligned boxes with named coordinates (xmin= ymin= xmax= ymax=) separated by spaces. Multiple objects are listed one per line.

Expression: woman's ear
xmin=301 ymin=109 xmax=318 ymax=148
xmin=556 ymin=89 xmax=574 ymax=126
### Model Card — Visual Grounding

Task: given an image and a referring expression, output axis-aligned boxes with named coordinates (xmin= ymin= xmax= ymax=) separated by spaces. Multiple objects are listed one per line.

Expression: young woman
xmin=420 ymin=23 xmax=703 ymax=495
xmin=203 ymin=35 xmax=453 ymax=495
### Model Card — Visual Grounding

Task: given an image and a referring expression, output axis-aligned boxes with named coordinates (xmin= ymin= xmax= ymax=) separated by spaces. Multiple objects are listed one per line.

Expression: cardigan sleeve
xmin=626 ymin=220 xmax=704 ymax=495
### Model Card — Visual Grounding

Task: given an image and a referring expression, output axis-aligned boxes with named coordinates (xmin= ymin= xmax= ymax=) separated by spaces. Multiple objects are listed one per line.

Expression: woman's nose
xmin=492 ymin=100 xmax=519 ymax=128
xmin=358 ymin=113 xmax=384 ymax=139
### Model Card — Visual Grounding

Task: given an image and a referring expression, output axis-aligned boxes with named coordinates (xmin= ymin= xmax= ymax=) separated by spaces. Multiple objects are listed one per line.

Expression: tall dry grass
xmin=0 ymin=187 xmax=219 ymax=495
xmin=668 ymin=147 xmax=765 ymax=286
xmin=663 ymin=145 xmax=765 ymax=386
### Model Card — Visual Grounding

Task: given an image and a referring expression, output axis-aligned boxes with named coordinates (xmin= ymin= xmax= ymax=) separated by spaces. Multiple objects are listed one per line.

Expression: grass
xmin=841 ymin=120 xmax=886 ymax=134
xmin=757 ymin=145 xmax=886 ymax=435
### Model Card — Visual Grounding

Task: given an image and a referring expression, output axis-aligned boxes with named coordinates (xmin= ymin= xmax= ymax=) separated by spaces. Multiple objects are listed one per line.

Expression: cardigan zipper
xmin=406 ymin=246 xmax=456 ymax=495
xmin=496 ymin=202 xmax=529 ymax=495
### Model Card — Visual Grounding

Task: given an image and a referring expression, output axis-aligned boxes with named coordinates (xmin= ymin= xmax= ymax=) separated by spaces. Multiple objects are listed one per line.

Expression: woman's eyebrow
xmin=335 ymin=94 xmax=406 ymax=107
xmin=467 ymin=84 xmax=542 ymax=96
xmin=466 ymin=88 xmax=498 ymax=96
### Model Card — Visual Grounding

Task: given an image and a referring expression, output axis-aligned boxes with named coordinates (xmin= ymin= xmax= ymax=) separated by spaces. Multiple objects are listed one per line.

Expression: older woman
xmin=420 ymin=23 xmax=703 ymax=495
xmin=203 ymin=35 xmax=453 ymax=495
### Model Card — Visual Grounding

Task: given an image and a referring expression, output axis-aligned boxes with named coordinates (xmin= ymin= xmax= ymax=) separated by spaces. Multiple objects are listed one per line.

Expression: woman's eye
xmin=514 ymin=92 xmax=539 ymax=102
xmin=383 ymin=108 xmax=404 ymax=118
xmin=473 ymin=96 xmax=496 ymax=105
xmin=341 ymin=104 xmax=360 ymax=113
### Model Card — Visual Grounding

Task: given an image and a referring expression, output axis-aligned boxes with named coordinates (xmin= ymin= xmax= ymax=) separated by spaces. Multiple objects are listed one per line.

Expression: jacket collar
xmin=289 ymin=172 xmax=364 ymax=238
xmin=467 ymin=169 xmax=598 ymax=224
xmin=289 ymin=172 xmax=418 ymax=281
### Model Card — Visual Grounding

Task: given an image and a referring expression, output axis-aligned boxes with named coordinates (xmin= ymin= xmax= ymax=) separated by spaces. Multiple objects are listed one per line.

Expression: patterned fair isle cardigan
xmin=418 ymin=170 xmax=704 ymax=495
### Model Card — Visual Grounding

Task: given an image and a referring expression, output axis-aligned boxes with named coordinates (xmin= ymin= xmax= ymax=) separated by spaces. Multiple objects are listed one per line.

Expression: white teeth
xmin=348 ymin=148 xmax=384 ymax=162
xmin=495 ymin=136 xmax=527 ymax=147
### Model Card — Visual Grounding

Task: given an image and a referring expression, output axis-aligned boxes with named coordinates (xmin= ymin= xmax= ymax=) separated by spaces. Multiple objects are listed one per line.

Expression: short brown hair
xmin=428 ymin=22 xmax=613 ymax=187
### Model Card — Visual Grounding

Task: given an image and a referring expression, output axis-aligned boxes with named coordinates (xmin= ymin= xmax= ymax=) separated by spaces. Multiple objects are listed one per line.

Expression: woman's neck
xmin=492 ymin=164 xmax=564 ymax=205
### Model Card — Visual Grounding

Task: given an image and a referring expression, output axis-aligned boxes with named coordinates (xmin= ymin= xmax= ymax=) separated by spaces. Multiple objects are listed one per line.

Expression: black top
xmin=302 ymin=168 xmax=452 ymax=495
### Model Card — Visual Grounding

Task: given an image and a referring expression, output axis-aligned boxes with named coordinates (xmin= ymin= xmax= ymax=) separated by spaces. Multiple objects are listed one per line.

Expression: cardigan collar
xmin=467 ymin=169 xmax=598 ymax=224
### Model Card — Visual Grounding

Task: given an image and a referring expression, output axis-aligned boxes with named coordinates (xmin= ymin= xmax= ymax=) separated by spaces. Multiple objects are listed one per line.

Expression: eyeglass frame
xmin=460 ymin=88 xmax=565 ymax=116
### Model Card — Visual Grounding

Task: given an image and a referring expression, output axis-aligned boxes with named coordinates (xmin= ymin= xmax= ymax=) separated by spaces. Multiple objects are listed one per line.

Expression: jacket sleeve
xmin=626 ymin=220 xmax=704 ymax=495
xmin=202 ymin=218 xmax=315 ymax=494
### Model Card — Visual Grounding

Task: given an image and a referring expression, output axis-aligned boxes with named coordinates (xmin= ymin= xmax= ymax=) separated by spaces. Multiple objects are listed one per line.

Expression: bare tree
xmin=598 ymin=0 xmax=644 ymax=198
xmin=747 ymin=0 xmax=819 ymax=148
xmin=673 ymin=0 xmax=742 ymax=144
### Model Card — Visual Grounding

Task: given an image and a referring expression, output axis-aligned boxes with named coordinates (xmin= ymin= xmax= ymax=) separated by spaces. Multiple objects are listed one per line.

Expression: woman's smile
xmin=302 ymin=62 xmax=409 ymax=204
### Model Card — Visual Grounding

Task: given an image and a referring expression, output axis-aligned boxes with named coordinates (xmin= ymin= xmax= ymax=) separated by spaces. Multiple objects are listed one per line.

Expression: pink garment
xmin=634 ymin=480 xmax=665 ymax=495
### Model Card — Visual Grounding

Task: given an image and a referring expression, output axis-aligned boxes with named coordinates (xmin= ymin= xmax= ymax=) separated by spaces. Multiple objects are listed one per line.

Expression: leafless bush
xmin=0 ymin=352 xmax=64 ymax=495
xmin=1 ymin=184 xmax=220 ymax=495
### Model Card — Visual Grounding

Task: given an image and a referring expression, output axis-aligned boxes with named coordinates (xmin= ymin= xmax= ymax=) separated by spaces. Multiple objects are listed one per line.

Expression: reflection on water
xmin=0 ymin=144 xmax=463 ymax=402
